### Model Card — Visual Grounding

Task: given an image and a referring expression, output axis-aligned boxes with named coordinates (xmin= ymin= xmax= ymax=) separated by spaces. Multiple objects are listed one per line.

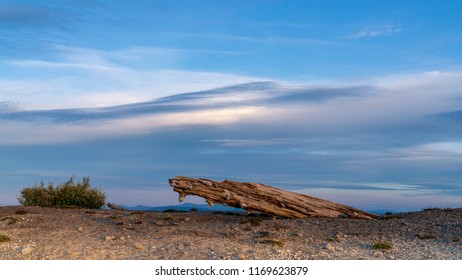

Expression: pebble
xmin=134 ymin=243 xmax=145 ymax=250
xmin=21 ymin=247 xmax=33 ymax=256
xmin=323 ymin=243 xmax=334 ymax=251
xmin=105 ymin=236 xmax=116 ymax=241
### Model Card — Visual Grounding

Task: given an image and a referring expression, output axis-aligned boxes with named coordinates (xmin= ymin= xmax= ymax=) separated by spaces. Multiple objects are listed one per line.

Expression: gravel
xmin=0 ymin=206 xmax=461 ymax=260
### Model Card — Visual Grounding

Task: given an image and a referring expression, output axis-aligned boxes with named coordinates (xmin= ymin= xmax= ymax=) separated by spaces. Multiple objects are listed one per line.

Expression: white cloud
xmin=1 ymin=46 xmax=262 ymax=110
xmin=350 ymin=24 xmax=402 ymax=39
xmin=0 ymin=106 xmax=264 ymax=145
xmin=200 ymin=138 xmax=295 ymax=147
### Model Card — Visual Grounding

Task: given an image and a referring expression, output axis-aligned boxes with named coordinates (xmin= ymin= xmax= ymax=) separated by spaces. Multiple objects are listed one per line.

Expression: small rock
xmin=105 ymin=236 xmax=116 ymax=241
xmin=21 ymin=247 xmax=33 ymax=256
xmin=77 ymin=227 xmax=83 ymax=232
xmin=134 ymin=243 xmax=145 ymax=250
xmin=323 ymin=243 xmax=334 ymax=251
xmin=120 ymin=236 xmax=126 ymax=241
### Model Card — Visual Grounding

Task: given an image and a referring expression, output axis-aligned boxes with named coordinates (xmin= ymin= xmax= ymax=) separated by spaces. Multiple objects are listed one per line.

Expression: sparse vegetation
xmin=18 ymin=176 xmax=106 ymax=209
xmin=1 ymin=217 xmax=18 ymax=225
xmin=0 ymin=234 xmax=11 ymax=243
xmin=255 ymin=231 xmax=270 ymax=238
xmin=380 ymin=214 xmax=403 ymax=220
xmin=15 ymin=210 xmax=29 ymax=215
xmin=416 ymin=234 xmax=437 ymax=240
xmin=258 ymin=239 xmax=284 ymax=248
xmin=422 ymin=207 xmax=441 ymax=212
xmin=242 ymin=217 xmax=263 ymax=227
xmin=163 ymin=209 xmax=187 ymax=213
xmin=372 ymin=242 xmax=393 ymax=250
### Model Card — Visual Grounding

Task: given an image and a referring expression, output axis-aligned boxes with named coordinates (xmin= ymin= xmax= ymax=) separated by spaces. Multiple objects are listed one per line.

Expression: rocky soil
xmin=0 ymin=206 xmax=461 ymax=260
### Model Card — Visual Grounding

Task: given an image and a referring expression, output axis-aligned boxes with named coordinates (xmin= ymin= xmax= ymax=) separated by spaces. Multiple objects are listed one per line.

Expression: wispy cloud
xmin=2 ymin=69 xmax=462 ymax=148
xmin=1 ymin=46 xmax=262 ymax=110
xmin=349 ymin=24 xmax=402 ymax=39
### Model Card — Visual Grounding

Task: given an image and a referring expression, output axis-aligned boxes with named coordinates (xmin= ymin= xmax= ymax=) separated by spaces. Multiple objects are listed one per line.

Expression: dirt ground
xmin=1 ymin=206 xmax=461 ymax=260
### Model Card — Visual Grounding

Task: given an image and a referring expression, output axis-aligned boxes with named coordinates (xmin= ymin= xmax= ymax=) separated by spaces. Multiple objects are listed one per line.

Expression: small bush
xmin=372 ymin=242 xmax=393 ymax=250
xmin=258 ymin=239 xmax=284 ymax=248
xmin=0 ymin=234 xmax=11 ymax=243
xmin=241 ymin=217 xmax=263 ymax=227
xmin=15 ymin=210 xmax=29 ymax=215
xmin=416 ymin=234 xmax=437 ymax=240
xmin=380 ymin=214 xmax=403 ymax=220
xmin=1 ymin=217 xmax=18 ymax=225
xmin=18 ymin=176 xmax=106 ymax=209
xmin=255 ymin=231 xmax=270 ymax=238
xmin=422 ymin=207 xmax=440 ymax=212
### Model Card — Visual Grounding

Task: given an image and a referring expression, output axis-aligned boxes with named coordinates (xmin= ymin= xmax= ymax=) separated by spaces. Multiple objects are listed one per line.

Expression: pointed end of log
xmin=178 ymin=192 xmax=186 ymax=203
xmin=206 ymin=199 xmax=215 ymax=207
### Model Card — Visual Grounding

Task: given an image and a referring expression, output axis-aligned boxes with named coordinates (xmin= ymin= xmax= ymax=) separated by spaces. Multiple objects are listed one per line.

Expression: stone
xmin=134 ymin=243 xmax=145 ymax=250
xmin=105 ymin=236 xmax=116 ymax=241
xmin=21 ymin=247 xmax=33 ymax=256
xmin=323 ymin=243 xmax=334 ymax=251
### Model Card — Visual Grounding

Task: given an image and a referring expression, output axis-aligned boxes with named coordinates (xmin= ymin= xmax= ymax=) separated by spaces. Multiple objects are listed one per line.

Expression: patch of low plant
xmin=0 ymin=234 xmax=11 ymax=243
xmin=85 ymin=210 xmax=96 ymax=215
xmin=258 ymin=239 xmax=284 ymax=248
xmin=416 ymin=234 xmax=437 ymax=240
xmin=379 ymin=212 xmax=403 ymax=220
xmin=451 ymin=238 xmax=461 ymax=243
xmin=422 ymin=207 xmax=441 ymax=212
xmin=1 ymin=217 xmax=18 ymax=225
xmin=15 ymin=210 xmax=29 ymax=215
xmin=255 ymin=231 xmax=270 ymax=238
xmin=372 ymin=242 xmax=393 ymax=250
xmin=130 ymin=211 xmax=145 ymax=215
xmin=242 ymin=217 xmax=263 ymax=227
xmin=108 ymin=215 xmax=122 ymax=220
xmin=325 ymin=237 xmax=340 ymax=242
xmin=163 ymin=209 xmax=187 ymax=213
xmin=18 ymin=176 xmax=106 ymax=209
xmin=242 ymin=226 xmax=252 ymax=231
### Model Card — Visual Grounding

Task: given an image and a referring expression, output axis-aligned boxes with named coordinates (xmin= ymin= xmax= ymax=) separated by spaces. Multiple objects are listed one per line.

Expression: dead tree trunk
xmin=107 ymin=202 xmax=127 ymax=211
xmin=169 ymin=176 xmax=377 ymax=219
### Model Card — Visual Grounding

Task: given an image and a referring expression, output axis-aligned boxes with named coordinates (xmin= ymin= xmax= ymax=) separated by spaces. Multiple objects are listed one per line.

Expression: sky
xmin=1 ymin=0 xmax=462 ymax=211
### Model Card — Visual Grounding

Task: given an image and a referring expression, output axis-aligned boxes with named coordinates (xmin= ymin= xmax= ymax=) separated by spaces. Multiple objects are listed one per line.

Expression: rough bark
xmin=107 ymin=202 xmax=127 ymax=211
xmin=169 ymin=176 xmax=377 ymax=219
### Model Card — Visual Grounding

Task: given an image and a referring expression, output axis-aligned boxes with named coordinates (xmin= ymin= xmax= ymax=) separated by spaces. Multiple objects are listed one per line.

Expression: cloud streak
xmin=350 ymin=24 xmax=402 ymax=39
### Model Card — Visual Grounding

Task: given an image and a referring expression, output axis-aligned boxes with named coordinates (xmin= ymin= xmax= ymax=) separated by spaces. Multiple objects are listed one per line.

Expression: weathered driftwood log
xmin=169 ymin=176 xmax=377 ymax=219
xmin=107 ymin=202 xmax=127 ymax=211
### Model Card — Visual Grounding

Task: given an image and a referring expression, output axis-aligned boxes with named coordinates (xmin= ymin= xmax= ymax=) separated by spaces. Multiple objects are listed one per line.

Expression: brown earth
xmin=0 ymin=206 xmax=461 ymax=260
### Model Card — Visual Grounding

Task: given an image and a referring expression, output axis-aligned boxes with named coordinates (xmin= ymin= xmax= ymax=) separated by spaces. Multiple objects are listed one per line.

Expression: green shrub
xmin=372 ymin=242 xmax=393 ymax=250
xmin=18 ymin=176 xmax=106 ymax=209
xmin=258 ymin=239 xmax=284 ymax=248
xmin=0 ymin=234 xmax=11 ymax=242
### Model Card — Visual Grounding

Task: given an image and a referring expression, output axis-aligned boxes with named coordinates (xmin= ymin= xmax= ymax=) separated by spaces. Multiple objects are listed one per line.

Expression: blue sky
xmin=1 ymin=0 xmax=462 ymax=211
